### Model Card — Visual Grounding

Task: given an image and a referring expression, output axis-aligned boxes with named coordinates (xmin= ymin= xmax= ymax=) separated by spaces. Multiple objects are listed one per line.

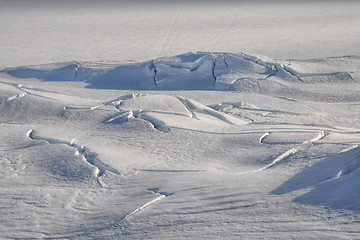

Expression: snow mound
xmin=273 ymin=146 xmax=360 ymax=211
xmin=3 ymin=52 xmax=358 ymax=91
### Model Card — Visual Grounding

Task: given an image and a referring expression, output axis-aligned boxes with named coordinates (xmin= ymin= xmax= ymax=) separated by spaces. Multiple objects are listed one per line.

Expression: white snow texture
xmin=1 ymin=1 xmax=360 ymax=239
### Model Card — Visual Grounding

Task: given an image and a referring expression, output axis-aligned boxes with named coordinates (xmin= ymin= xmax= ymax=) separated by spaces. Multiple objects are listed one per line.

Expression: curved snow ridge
xmin=302 ymin=131 xmax=326 ymax=144
xmin=62 ymin=94 xmax=144 ymax=112
xmin=259 ymin=132 xmax=270 ymax=144
xmin=110 ymin=94 xmax=247 ymax=133
xmin=132 ymin=110 xmax=171 ymax=133
xmin=339 ymin=144 xmax=359 ymax=153
xmin=26 ymin=130 xmax=120 ymax=183
xmin=209 ymin=102 xmax=257 ymax=123
xmin=175 ymin=95 xmax=247 ymax=125
xmin=124 ymin=188 xmax=173 ymax=220
xmin=254 ymin=131 xmax=326 ymax=172
xmin=6 ymin=92 xmax=27 ymax=102
xmin=105 ymin=111 xmax=133 ymax=124
xmin=104 ymin=93 xmax=143 ymax=108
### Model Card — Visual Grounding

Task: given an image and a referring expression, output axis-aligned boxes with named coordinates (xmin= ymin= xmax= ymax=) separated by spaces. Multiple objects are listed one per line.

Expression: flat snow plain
xmin=1 ymin=1 xmax=360 ymax=239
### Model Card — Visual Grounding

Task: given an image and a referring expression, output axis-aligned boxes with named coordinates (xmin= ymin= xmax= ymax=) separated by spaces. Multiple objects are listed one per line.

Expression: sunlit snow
xmin=1 ymin=1 xmax=360 ymax=239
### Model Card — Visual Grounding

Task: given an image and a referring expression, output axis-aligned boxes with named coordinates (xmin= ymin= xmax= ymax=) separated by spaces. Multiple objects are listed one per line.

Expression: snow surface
xmin=1 ymin=1 xmax=360 ymax=239
xmin=1 ymin=51 xmax=360 ymax=239
xmin=1 ymin=0 xmax=360 ymax=66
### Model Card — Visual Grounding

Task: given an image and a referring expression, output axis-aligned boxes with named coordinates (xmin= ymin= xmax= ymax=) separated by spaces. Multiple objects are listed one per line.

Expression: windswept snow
xmin=1 ymin=50 xmax=360 ymax=239
xmin=1 ymin=0 xmax=360 ymax=237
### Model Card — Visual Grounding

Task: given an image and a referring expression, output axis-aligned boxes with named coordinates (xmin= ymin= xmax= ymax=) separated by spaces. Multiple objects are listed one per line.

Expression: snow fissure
xmin=211 ymin=57 xmax=217 ymax=87
xmin=151 ymin=60 xmax=158 ymax=88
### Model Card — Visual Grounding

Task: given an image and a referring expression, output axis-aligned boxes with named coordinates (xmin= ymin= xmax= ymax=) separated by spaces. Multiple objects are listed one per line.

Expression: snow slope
xmin=273 ymin=145 xmax=360 ymax=211
xmin=1 ymin=51 xmax=360 ymax=239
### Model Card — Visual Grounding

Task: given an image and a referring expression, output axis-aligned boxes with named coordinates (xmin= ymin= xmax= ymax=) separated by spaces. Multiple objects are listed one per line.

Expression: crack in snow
xmin=151 ymin=60 xmax=158 ymax=88
xmin=211 ymin=57 xmax=217 ymax=87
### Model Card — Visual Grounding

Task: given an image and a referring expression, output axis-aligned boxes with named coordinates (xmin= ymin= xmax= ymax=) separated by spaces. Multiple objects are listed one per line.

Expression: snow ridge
xmin=27 ymin=129 xmax=120 ymax=185
xmin=259 ymin=132 xmax=270 ymax=144
xmin=255 ymin=131 xmax=326 ymax=172
xmin=124 ymin=188 xmax=173 ymax=220
xmin=6 ymin=92 xmax=27 ymax=102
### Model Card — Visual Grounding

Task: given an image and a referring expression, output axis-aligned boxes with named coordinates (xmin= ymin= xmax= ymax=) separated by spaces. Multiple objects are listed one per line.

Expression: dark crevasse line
xmin=211 ymin=57 xmax=217 ymax=87
xmin=26 ymin=129 xmax=120 ymax=184
xmin=151 ymin=60 xmax=158 ymax=88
